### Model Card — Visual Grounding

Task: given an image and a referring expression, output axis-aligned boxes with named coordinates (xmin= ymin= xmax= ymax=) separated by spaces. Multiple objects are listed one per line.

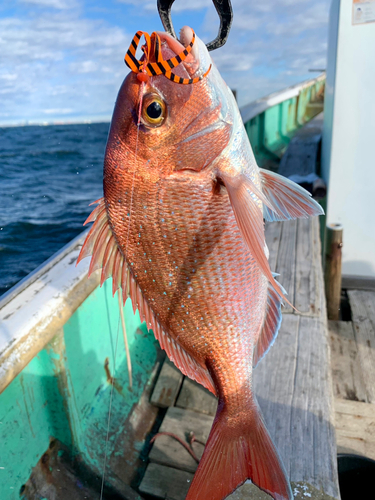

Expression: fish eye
xmin=141 ymin=94 xmax=166 ymax=127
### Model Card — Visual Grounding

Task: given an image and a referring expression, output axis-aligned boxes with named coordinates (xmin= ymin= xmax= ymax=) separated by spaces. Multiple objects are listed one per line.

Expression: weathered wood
xmin=150 ymin=358 xmax=184 ymax=408
xmin=229 ymin=481 xmax=337 ymax=500
xmin=265 ymin=221 xmax=282 ymax=272
xmin=342 ymin=274 xmax=375 ymax=291
xmin=139 ymin=463 xmax=193 ymax=500
xmin=176 ymin=377 xmax=217 ymax=416
xmin=275 ymin=219 xmax=297 ymax=313
xmin=294 ymin=217 xmax=321 ymax=316
xmin=267 ymin=217 xmax=321 ymax=317
xmin=140 ymin=464 xmax=338 ymax=500
xmin=348 ymin=290 xmax=375 ymax=403
xmin=324 ymin=223 xmax=343 ymax=320
xmin=328 ymin=320 xmax=367 ymax=402
xmin=335 ymin=399 xmax=375 ymax=461
xmin=148 ymin=406 xmax=214 ymax=473
xmin=254 ymin=309 xmax=339 ymax=497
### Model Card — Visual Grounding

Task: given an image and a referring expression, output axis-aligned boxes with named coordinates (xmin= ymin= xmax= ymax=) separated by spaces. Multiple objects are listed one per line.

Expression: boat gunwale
xmin=0 ymin=229 xmax=89 ymax=311
xmin=0 ymin=234 xmax=99 ymax=395
xmin=240 ymin=72 xmax=325 ymax=124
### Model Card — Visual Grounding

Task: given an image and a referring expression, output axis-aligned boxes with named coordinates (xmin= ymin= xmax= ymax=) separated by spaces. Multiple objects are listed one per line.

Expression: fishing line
xmin=119 ymin=290 xmax=133 ymax=390
xmin=100 ymin=315 xmax=120 ymax=500
xmin=99 ymin=80 xmax=145 ymax=500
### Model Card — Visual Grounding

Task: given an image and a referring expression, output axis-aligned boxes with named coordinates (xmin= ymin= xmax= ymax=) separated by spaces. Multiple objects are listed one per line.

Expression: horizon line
xmin=0 ymin=116 xmax=112 ymax=128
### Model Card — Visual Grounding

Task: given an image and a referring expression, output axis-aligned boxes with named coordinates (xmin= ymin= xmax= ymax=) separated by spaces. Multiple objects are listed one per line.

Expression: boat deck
xmin=329 ymin=290 xmax=375 ymax=461
xmin=139 ymin=216 xmax=340 ymax=500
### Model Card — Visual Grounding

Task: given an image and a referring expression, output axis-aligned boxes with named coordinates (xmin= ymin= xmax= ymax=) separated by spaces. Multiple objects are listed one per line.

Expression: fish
xmin=77 ymin=26 xmax=324 ymax=500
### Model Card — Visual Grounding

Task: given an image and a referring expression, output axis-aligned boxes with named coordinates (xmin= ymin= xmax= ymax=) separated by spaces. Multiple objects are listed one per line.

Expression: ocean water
xmin=0 ymin=122 xmax=110 ymax=297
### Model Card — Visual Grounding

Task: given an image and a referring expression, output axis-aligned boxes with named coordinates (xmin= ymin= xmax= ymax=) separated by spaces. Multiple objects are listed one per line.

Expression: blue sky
xmin=0 ymin=0 xmax=331 ymax=125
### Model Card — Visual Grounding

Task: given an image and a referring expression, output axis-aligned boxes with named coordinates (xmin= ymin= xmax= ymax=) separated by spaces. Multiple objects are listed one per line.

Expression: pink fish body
xmin=78 ymin=26 xmax=323 ymax=500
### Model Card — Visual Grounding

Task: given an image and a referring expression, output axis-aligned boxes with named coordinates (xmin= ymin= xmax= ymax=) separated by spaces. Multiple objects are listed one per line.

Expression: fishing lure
xmin=124 ymin=29 xmax=211 ymax=84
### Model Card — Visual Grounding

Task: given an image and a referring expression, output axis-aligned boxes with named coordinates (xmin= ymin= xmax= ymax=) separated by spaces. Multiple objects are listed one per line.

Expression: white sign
xmin=353 ymin=0 xmax=375 ymax=24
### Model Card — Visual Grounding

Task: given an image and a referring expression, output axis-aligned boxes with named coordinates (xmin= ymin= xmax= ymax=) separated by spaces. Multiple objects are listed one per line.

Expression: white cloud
xmin=200 ymin=0 xmax=330 ymax=106
xmin=20 ymin=0 xmax=78 ymax=9
xmin=70 ymin=60 xmax=99 ymax=73
xmin=117 ymin=0 xmax=211 ymax=12
xmin=0 ymin=73 xmax=17 ymax=81
xmin=0 ymin=9 xmax=132 ymax=123
xmin=43 ymin=108 xmax=74 ymax=114
xmin=0 ymin=0 xmax=331 ymax=123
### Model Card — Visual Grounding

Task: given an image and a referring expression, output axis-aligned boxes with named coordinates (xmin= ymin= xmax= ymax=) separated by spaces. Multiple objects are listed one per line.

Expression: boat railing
xmin=240 ymin=73 xmax=325 ymax=170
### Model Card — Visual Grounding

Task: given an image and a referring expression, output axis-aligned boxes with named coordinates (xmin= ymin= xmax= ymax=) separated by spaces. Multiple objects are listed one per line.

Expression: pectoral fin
xmin=219 ymin=172 xmax=293 ymax=308
xmin=259 ymin=168 xmax=324 ymax=222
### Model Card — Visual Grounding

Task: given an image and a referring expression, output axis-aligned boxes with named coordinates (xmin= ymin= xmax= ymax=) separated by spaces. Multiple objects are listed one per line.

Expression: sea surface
xmin=0 ymin=122 xmax=110 ymax=297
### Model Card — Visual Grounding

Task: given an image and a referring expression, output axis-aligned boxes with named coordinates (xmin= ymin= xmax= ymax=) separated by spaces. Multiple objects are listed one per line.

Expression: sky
xmin=0 ymin=0 xmax=332 ymax=125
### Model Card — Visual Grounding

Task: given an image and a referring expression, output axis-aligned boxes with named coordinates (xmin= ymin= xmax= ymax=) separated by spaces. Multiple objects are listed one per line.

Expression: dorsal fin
xmin=253 ymin=281 xmax=284 ymax=367
xmin=77 ymin=199 xmax=217 ymax=396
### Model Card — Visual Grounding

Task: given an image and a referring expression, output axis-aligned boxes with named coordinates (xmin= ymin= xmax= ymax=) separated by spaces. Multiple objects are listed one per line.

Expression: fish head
xmin=104 ymin=26 xmax=234 ymax=188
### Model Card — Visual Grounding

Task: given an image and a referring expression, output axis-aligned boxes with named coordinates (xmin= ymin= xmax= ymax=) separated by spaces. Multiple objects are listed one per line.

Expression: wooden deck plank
xmin=265 ymin=221 xmax=282 ymax=272
xmin=254 ymin=313 xmax=339 ymax=499
xmin=334 ymin=399 xmax=375 ymax=461
xmin=176 ymin=377 xmax=217 ymax=416
xmin=150 ymin=358 xmax=184 ymax=408
xmin=348 ymin=290 xmax=375 ymax=403
xmin=141 ymin=463 xmax=338 ymax=500
xmin=328 ymin=320 xmax=367 ymax=402
xmin=139 ymin=463 xmax=193 ymax=500
xmin=275 ymin=220 xmax=297 ymax=313
xmin=148 ymin=407 xmax=213 ymax=473
xmin=294 ymin=217 xmax=321 ymax=316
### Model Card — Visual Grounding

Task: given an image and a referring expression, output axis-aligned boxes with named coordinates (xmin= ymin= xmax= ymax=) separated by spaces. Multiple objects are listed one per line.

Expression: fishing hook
xmin=157 ymin=0 xmax=233 ymax=51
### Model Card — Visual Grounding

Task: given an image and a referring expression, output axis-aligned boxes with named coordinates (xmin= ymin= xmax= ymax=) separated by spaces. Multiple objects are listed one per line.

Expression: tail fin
xmin=186 ymin=400 xmax=292 ymax=500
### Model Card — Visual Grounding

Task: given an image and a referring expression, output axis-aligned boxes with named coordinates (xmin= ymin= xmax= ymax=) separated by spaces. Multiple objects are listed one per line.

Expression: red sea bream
xmin=77 ymin=26 xmax=323 ymax=500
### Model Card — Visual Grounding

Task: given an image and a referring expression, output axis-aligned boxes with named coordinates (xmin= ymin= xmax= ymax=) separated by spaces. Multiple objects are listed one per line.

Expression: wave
xmin=0 ymin=122 xmax=109 ymax=296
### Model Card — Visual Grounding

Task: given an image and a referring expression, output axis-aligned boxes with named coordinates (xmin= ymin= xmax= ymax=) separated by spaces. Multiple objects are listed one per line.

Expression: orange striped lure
xmin=125 ymin=30 xmax=211 ymax=84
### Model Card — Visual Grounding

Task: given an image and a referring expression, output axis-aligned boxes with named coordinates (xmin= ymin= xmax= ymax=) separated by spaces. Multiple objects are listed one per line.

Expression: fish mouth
xmin=155 ymin=31 xmax=185 ymax=55
xmin=155 ymin=26 xmax=201 ymax=77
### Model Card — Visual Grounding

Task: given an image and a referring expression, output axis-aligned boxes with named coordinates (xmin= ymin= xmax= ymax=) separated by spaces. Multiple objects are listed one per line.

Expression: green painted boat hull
xmin=0 ymin=282 xmax=160 ymax=498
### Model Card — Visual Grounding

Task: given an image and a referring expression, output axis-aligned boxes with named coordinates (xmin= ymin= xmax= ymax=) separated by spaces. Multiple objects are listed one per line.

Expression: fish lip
xmin=155 ymin=29 xmax=201 ymax=77
xmin=154 ymin=31 xmax=186 ymax=55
